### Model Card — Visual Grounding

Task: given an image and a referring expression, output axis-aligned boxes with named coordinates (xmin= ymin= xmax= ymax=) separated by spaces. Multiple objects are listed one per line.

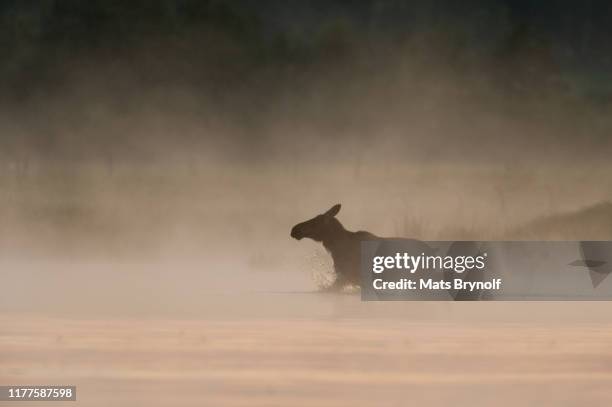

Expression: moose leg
xmin=320 ymin=274 xmax=347 ymax=292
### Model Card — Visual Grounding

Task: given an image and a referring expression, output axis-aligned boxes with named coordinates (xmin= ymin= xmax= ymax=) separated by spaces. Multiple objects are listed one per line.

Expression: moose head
xmin=290 ymin=204 xmax=343 ymax=242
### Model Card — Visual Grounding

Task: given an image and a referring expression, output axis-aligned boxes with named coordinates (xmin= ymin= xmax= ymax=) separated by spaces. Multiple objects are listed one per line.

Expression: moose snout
xmin=290 ymin=225 xmax=303 ymax=240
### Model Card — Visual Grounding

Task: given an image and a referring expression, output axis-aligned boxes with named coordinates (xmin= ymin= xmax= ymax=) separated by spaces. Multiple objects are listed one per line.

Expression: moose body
xmin=290 ymin=204 xmax=431 ymax=291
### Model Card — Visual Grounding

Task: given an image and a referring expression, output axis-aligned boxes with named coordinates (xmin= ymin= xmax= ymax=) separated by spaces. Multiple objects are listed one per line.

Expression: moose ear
xmin=324 ymin=204 xmax=341 ymax=217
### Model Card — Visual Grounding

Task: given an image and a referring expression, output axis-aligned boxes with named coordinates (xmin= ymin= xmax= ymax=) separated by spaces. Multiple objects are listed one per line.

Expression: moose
xmin=291 ymin=204 xmax=437 ymax=292
xmin=291 ymin=204 xmax=375 ymax=291
xmin=290 ymin=204 xmax=483 ymax=297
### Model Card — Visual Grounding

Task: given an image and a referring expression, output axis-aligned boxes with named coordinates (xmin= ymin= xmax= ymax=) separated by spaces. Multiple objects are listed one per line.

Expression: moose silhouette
xmin=291 ymin=203 xmax=440 ymax=293
xmin=291 ymin=204 xmax=376 ymax=291
xmin=290 ymin=204 xmax=476 ymax=296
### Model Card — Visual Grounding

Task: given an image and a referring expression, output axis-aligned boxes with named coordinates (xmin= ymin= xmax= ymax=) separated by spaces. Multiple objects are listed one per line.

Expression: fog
xmin=2 ymin=0 xmax=612 ymax=320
